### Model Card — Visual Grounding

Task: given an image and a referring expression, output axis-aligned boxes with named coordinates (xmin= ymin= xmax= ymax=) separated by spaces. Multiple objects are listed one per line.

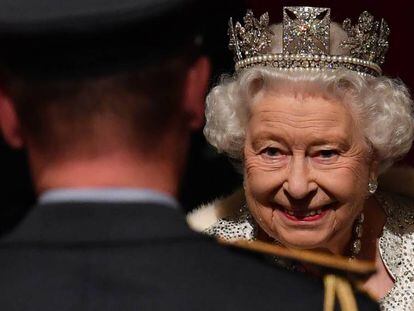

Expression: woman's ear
xmin=0 ymin=93 xmax=24 ymax=149
xmin=182 ymin=56 xmax=211 ymax=130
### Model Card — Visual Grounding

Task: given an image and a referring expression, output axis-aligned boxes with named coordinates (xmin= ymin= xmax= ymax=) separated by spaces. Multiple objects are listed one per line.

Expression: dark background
xmin=1 ymin=0 xmax=413 ymax=232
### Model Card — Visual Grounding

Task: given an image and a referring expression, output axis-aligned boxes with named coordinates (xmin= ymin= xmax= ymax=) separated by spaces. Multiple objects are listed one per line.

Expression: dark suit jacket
xmin=0 ymin=202 xmax=378 ymax=310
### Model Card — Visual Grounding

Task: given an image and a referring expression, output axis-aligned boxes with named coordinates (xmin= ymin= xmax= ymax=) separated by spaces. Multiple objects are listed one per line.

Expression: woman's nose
xmin=283 ymin=156 xmax=316 ymax=200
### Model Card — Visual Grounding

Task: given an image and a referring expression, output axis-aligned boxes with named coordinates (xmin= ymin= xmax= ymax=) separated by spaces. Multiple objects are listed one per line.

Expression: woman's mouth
xmin=276 ymin=204 xmax=334 ymax=222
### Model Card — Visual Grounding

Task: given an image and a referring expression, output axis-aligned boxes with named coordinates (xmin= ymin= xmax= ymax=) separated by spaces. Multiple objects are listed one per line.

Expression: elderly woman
xmin=188 ymin=7 xmax=414 ymax=311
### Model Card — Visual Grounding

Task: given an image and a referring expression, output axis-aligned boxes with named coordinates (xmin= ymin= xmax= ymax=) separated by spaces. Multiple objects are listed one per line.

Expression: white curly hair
xmin=204 ymin=23 xmax=414 ymax=173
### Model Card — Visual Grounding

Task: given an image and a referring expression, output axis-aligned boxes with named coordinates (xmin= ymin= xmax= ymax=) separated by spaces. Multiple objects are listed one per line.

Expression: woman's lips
xmin=275 ymin=203 xmax=335 ymax=222
xmin=282 ymin=209 xmax=328 ymax=221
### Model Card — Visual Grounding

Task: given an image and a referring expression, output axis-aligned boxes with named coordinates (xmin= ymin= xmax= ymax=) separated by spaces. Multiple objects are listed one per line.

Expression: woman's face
xmin=244 ymin=92 xmax=376 ymax=254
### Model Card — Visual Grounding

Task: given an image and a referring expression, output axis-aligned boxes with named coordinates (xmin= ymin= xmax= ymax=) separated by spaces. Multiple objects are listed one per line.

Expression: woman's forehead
xmin=250 ymin=93 xmax=350 ymax=120
xmin=248 ymin=93 xmax=360 ymax=143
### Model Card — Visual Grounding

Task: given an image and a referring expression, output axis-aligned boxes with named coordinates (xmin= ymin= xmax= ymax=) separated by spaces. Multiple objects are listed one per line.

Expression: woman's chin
xmin=265 ymin=208 xmax=333 ymax=246
xmin=277 ymin=237 xmax=328 ymax=250
xmin=267 ymin=218 xmax=333 ymax=250
xmin=272 ymin=231 xmax=330 ymax=250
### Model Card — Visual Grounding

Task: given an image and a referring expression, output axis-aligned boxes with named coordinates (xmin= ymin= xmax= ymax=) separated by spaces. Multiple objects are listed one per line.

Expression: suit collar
xmin=1 ymin=202 xmax=198 ymax=244
xmin=38 ymin=188 xmax=179 ymax=208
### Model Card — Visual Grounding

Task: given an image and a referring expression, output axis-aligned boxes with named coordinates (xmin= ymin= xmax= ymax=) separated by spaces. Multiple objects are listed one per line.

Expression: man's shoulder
xmin=0 ymin=202 xmax=377 ymax=310
xmin=0 ymin=237 xmax=328 ymax=310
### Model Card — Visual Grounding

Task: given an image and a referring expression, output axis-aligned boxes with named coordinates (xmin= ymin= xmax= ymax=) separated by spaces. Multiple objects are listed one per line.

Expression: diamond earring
xmin=368 ymin=180 xmax=378 ymax=194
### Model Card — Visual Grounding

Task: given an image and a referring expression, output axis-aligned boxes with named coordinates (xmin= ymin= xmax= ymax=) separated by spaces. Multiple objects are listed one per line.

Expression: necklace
xmin=349 ymin=212 xmax=364 ymax=260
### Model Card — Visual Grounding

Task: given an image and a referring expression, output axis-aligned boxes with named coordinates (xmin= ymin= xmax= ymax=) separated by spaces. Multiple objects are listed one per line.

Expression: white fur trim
xmin=186 ymin=189 xmax=244 ymax=232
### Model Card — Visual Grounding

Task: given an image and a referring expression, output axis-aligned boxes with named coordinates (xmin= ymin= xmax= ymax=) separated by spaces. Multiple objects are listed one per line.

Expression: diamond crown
xmin=228 ymin=7 xmax=390 ymax=76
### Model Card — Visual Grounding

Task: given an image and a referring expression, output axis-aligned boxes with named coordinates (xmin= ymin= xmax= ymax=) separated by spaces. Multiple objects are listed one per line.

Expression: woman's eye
xmin=262 ymin=147 xmax=282 ymax=157
xmin=315 ymin=150 xmax=339 ymax=159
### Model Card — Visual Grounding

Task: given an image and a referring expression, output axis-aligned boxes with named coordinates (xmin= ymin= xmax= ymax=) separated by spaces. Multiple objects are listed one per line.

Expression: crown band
xmin=235 ymin=53 xmax=381 ymax=76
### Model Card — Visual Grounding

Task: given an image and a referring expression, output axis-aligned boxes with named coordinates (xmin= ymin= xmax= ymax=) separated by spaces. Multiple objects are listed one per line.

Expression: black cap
xmin=0 ymin=0 xmax=219 ymax=79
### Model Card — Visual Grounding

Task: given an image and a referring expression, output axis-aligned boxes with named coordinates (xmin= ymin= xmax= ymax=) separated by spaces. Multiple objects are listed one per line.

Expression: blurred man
xmin=0 ymin=1 xmax=378 ymax=310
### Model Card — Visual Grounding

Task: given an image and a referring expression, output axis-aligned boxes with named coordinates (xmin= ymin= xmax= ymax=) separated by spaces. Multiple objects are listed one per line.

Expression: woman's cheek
xmin=247 ymin=177 xmax=269 ymax=205
xmin=318 ymin=165 xmax=367 ymax=201
xmin=245 ymin=160 xmax=283 ymax=205
xmin=245 ymin=187 xmax=273 ymax=228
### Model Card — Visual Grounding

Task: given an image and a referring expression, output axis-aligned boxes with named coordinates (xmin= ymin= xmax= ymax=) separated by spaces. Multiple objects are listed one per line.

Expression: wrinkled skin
xmin=244 ymin=92 xmax=378 ymax=255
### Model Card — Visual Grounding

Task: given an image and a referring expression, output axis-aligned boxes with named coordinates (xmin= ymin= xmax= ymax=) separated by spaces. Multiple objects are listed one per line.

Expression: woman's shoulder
xmin=375 ymin=166 xmax=414 ymax=239
xmin=186 ymin=188 xmax=254 ymax=240
xmin=186 ymin=188 xmax=245 ymax=231
xmin=376 ymin=190 xmax=414 ymax=310
xmin=376 ymin=191 xmax=414 ymax=233
xmin=378 ymin=165 xmax=414 ymax=233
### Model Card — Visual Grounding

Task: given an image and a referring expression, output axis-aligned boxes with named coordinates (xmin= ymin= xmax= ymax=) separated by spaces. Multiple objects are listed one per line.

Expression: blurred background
xmin=1 ymin=0 xmax=412 ymax=230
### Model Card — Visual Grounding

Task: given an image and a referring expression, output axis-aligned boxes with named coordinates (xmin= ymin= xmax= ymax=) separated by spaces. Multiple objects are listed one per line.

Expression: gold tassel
xmin=324 ymin=274 xmax=358 ymax=311
xmin=324 ymin=275 xmax=336 ymax=311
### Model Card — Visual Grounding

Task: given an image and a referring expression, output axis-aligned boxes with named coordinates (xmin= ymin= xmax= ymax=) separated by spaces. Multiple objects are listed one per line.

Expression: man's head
xmin=0 ymin=0 xmax=211 ymax=194
xmin=0 ymin=51 xmax=209 ymax=157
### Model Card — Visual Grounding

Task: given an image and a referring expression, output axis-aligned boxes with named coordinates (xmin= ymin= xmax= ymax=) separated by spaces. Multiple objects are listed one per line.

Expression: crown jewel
xmin=341 ymin=11 xmax=390 ymax=65
xmin=283 ymin=7 xmax=330 ymax=55
xmin=228 ymin=7 xmax=390 ymax=76
xmin=228 ymin=10 xmax=273 ymax=61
